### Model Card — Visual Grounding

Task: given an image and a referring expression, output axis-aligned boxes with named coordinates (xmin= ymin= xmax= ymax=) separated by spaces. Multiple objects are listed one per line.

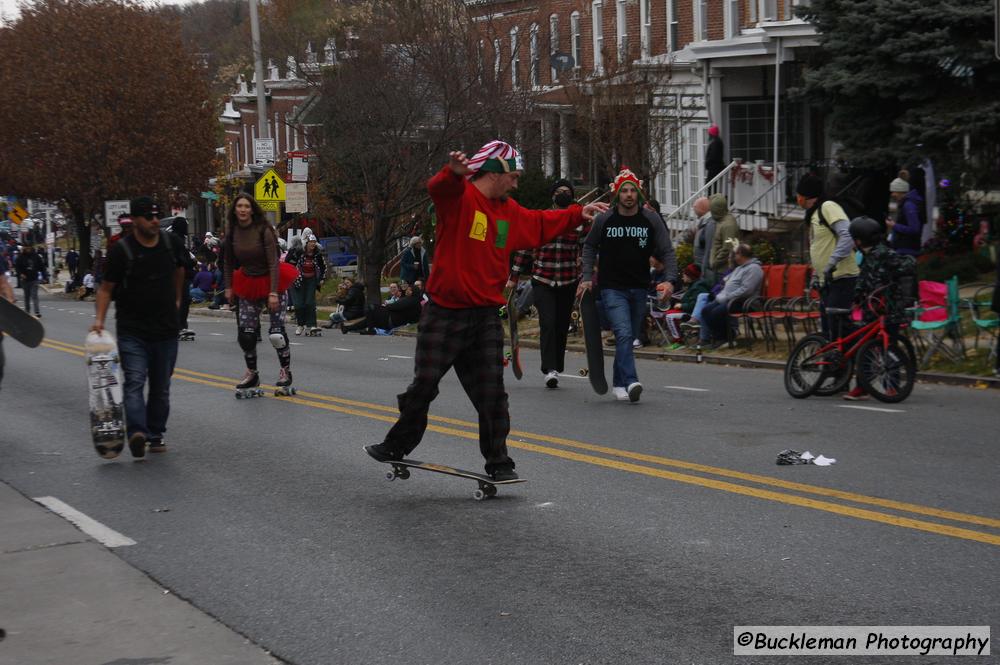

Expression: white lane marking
xmin=210 ymin=332 xmax=224 ymax=336
xmin=556 ymin=373 xmax=587 ymax=380
xmin=837 ymin=405 xmax=905 ymax=414
xmin=663 ymin=385 xmax=710 ymax=392
xmin=387 ymin=355 xmax=412 ymax=359
xmin=289 ymin=342 xmax=303 ymax=346
xmin=332 ymin=347 xmax=353 ymax=352
xmin=33 ymin=496 xmax=136 ymax=547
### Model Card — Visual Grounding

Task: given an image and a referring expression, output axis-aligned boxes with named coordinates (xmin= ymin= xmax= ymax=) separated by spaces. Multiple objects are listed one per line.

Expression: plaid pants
xmin=383 ymin=303 xmax=513 ymax=472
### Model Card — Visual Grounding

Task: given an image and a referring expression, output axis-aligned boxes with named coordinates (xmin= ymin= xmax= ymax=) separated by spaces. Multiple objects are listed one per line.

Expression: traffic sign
xmin=287 ymin=151 xmax=310 ymax=182
xmin=258 ymin=201 xmax=280 ymax=212
xmin=104 ymin=200 xmax=130 ymax=235
xmin=254 ymin=168 xmax=286 ymax=203
xmin=285 ymin=183 xmax=308 ymax=213
xmin=7 ymin=204 xmax=28 ymax=226
xmin=254 ymin=138 xmax=275 ymax=165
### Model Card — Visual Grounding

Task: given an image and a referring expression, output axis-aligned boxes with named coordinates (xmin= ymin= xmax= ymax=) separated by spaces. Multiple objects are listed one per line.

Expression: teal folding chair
xmin=966 ymin=284 xmax=998 ymax=364
xmin=909 ymin=276 xmax=965 ymax=368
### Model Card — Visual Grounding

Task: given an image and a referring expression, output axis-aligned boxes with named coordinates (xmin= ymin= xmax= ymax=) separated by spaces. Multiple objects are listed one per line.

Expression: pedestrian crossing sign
xmin=254 ymin=168 xmax=286 ymax=203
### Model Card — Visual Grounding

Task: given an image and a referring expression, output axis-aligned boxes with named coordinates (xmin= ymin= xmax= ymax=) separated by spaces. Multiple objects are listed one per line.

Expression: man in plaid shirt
xmin=506 ymin=179 xmax=589 ymax=389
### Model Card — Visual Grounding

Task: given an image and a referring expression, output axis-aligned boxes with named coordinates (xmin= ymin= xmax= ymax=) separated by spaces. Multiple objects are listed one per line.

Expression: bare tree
xmin=308 ymin=0 xmax=533 ymax=298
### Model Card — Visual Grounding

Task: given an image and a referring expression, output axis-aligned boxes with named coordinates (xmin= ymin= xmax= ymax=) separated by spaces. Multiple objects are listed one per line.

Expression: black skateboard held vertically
xmin=577 ymin=289 xmax=608 ymax=395
xmin=0 ymin=298 xmax=44 ymax=348
xmin=503 ymin=288 xmax=523 ymax=380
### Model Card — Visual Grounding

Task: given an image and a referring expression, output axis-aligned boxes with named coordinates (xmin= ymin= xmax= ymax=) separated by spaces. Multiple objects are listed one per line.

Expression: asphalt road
xmin=2 ymin=294 xmax=998 ymax=664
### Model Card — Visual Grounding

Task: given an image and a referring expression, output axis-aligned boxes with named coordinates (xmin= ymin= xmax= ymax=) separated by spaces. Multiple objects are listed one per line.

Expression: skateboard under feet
xmin=370 ymin=448 xmax=526 ymax=501
xmin=178 ymin=331 xmax=195 ymax=341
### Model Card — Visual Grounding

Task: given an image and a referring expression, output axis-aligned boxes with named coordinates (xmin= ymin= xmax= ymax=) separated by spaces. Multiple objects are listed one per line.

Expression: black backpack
xmin=112 ymin=232 xmax=175 ymax=300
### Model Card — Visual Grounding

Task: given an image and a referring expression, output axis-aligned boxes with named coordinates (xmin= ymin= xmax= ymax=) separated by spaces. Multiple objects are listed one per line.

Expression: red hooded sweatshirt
xmin=425 ymin=167 xmax=584 ymax=308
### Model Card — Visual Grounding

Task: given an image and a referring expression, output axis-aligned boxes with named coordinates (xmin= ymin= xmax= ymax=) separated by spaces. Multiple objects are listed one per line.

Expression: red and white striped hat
xmin=465 ymin=140 xmax=523 ymax=179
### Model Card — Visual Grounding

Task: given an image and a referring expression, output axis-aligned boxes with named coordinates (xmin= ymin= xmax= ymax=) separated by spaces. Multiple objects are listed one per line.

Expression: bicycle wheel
xmin=784 ymin=334 xmax=827 ymax=398
xmin=812 ymin=350 xmax=855 ymax=397
xmin=856 ymin=338 xmax=916 ymax=403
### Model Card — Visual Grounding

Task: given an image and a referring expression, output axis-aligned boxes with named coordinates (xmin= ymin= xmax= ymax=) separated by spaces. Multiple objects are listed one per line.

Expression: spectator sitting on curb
xmin=324 ymin=277 xmax=365 ymax=329
xmin=343 ymin=285 xmax=424 ymax=334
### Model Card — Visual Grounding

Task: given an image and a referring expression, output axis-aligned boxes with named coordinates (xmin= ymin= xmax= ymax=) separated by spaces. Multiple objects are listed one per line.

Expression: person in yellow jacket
xmin=796 ymin=174 xmax=860 ymax=338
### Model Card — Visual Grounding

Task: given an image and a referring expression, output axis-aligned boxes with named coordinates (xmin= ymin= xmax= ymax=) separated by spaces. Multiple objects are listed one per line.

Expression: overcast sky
xmin=1 ymin=0 xmax=200 ymax=24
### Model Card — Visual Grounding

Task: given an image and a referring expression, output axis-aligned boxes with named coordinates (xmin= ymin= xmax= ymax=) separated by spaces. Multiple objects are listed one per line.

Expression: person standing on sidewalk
xmin=224 ymin=194 xmax=299 ymax=392
xmin=578 ymin=168 xmax=677 ymax=403
xmin=91 ymin=197 xmax=185 ymax=458
xmin=506 ymin=178 xmax=589 ymax=389
xmin=14 ymin=245 xmax=45 ymax=318
xmin=365 ymin=142 xmax=608 ymax=480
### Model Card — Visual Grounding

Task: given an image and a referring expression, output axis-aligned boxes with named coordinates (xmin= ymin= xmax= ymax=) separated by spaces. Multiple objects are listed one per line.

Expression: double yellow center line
xmin=41 ymin=337 xmax=1000 ymax=547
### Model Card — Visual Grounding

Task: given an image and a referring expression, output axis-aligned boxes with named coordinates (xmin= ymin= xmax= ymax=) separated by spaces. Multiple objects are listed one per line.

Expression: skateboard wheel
xmin=385 ymin=471 xmax=395 ymax=481
xmin=473 ymin=489 xmax=486 ymax=501
xmin=485 ymin=485 xmax=497 ymax=498
xmin=398 ymin=468 xmax=410 ymax=480
xmin=579 ymin=368 xmax=588 ymax=376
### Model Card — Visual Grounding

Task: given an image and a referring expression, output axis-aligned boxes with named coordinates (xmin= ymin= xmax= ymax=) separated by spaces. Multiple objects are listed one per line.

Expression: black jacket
xmin=337 ymin=283 xmax=366 ymax=320
xmin=14 ymin=252 xmax=46 ymax=282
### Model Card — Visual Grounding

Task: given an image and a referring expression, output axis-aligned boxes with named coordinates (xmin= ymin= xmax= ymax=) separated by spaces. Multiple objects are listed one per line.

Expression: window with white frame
xmin=571 ymin=11 xmax=582 ymax=70
xmin=592 ymin=1 xmax=603 ymax=74
xmin=510 ymin=27 xmax=519 ymax=89
xmin=749 ymin=0 xmax=757 ymax=23
xmin=493 ymin=38 xmax=501 ymax=80
xmin=530 ymin=23 xmax=540 ymax=87
xmin=666 ymin=0 xmax=678 ymax=52
xmin=640 ymin=0 xmax=651 ymax=58
xmin=550 ymin=14 xmax=559 ymax=82
xmin=693 ymin=0 xmax=708 ymax=41
xmin=616 ymin=0 xmax=628 ymax=63
xmin=725 ymin=0 xmax=740 ymax=38
xmin=687 ymin=125 xmax=703 ymax=195
xmin=758 ymin=0 xmax=777 ymax=21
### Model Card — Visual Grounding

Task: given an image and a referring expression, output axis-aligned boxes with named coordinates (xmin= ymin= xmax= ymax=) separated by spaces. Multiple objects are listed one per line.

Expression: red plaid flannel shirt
xmin=509 ymin=219 xmax=591 ymax=287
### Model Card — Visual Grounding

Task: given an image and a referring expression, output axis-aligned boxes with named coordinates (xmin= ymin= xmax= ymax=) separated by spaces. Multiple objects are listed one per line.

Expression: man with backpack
xmin=91 ymin=197 xmax=186 ymax=458
xmin=796 ymin=174 xmax=860 ymax=339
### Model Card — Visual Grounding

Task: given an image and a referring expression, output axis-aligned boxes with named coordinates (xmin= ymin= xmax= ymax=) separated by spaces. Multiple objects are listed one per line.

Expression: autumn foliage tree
xmin=0 ymin=0 xmax=218 ymax=272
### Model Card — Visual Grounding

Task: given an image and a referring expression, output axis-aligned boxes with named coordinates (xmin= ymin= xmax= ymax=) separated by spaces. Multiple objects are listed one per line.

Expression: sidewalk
xmin=0 ymin=481 xmax=282 ymax=665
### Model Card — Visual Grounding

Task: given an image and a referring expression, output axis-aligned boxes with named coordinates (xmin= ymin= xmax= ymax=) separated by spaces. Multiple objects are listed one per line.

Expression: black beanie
xmin=550 ymin=178 xmax=575 ymax=197
xmin=796 ymin=174 xmax=824 ymax=199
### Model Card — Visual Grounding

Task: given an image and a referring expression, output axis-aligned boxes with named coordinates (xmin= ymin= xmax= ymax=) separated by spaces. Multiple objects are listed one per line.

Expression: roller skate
xmin=234 ymin=369 xmax=264 ymax=399
xmin=306 ymin=326 xmax=322 ymax=337
xmin=274 ymin=367 xmax=296 ymax=397
xmin=178 ymin=329 xmax=196 ymax=341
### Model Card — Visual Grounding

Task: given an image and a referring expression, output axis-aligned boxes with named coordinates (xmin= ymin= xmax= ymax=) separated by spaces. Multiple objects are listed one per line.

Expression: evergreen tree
xmin=797 ymin=0 xmax=1000 ymax=185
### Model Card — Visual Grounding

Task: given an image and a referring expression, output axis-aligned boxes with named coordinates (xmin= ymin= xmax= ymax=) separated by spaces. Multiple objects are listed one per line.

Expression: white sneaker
xmin=545 ymin=371 xmax=559 ymax=389
xmin=613 ymin=387 xmax=629 ymax=401
xmin=295 ymin=326 xmax=304 ymax=336
xmin=633 ymin=339 xmax=642 ymax=348
xmin=627 ymin=382 xmax=643 ymax=402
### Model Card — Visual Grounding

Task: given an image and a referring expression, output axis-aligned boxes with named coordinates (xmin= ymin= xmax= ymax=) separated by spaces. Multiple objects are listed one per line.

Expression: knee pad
xmin=269 ymin=327 xmax=288 ymax=350
xmin=238 ymin=327 xmax=258 ymax=353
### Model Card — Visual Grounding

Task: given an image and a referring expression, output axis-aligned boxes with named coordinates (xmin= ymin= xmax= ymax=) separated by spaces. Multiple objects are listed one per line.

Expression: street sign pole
xmin=45 ymin=210 xmax=54 ymax=277
xmin=249 ymin=0 xmax=268 ymax=139
xmin=996 ymin=0 xmax=999 ymax=60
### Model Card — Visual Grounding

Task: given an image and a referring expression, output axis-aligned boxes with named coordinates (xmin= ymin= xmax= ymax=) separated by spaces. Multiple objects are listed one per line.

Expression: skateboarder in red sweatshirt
xmin=366 ymin=141 xmax=608 ymax=480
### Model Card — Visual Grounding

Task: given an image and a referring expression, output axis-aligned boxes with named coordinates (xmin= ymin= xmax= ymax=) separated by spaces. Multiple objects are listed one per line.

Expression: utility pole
xmin=249 ymin=0 xmax=268 ymax=139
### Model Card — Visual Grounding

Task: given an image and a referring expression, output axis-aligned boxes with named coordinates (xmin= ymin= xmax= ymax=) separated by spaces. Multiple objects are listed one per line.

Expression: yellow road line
xmin=41 ymin=337 xmax=1000 ymax=544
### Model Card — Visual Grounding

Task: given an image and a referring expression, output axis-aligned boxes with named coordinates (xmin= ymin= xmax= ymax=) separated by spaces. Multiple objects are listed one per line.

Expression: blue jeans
xmin=118 ymin=335 xmax=179 ymax=442
xmin=601 ymin=288 xmax=647 ymax=388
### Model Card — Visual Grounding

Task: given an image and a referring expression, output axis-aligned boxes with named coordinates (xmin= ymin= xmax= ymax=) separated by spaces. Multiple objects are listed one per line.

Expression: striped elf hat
xmin=465 ymin=140 xmax=523 ymax=179
xmin=611 ymin=167 xmax=645 ymax=203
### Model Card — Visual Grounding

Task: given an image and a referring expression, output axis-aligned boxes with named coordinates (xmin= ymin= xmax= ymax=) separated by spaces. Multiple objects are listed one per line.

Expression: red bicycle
xmin=784 ymin=288 xmax=917 ymax=403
